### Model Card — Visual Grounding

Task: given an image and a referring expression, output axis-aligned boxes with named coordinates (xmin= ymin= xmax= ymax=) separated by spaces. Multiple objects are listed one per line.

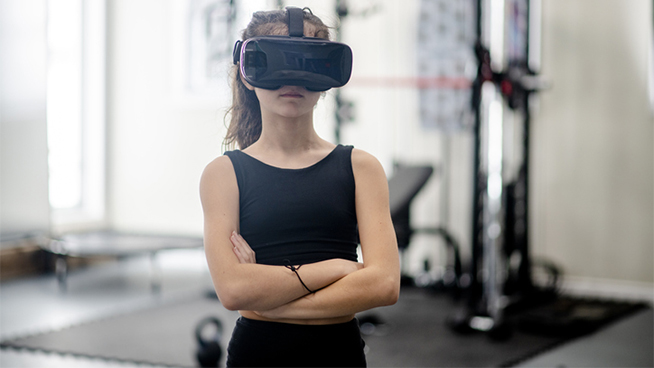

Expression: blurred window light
xmin=47 ymin=0 xmax=83 ymax=209
xmin=47 ymin=0 xmax=106 ymax=228
xmin=649 ymin=26 xmax=653 ymax=114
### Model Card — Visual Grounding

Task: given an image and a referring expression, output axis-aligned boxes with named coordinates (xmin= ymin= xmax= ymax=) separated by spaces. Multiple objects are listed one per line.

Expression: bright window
xmin=46 ymin=0 xmax=106 ymax=229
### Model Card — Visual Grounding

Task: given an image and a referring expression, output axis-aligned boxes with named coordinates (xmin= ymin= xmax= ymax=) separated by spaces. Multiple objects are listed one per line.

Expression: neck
xmin=256 ymin=112 xmax=322 ymax=154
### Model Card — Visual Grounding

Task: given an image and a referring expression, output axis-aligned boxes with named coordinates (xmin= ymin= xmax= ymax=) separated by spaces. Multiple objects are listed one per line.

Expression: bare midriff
xmin=239 ymin=310 xmax=355 ymax=325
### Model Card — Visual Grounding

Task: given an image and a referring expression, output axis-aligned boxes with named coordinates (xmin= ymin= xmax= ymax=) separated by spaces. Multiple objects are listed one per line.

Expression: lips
xmin=279 ymin=88 xmax=304 ymax=98
xmin=280 ymin=92 xmax=303 ymax=98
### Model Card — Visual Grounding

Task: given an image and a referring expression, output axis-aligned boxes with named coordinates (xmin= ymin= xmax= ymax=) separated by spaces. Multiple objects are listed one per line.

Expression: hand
xmin=231 ymin=231 xmax=256 ymax=264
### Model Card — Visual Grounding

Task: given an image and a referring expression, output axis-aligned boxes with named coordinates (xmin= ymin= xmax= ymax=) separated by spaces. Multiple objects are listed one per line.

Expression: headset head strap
xmin=286 ymin=6 xmax=304 ymax=37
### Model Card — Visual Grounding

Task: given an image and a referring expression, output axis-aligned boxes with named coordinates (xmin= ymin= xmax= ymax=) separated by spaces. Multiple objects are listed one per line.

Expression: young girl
xmin=200 ymin=7 xmax=400 ymax=367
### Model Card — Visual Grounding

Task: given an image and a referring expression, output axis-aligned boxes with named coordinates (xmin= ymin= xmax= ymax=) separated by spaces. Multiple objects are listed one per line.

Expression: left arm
xmin=256 ymin=148 xmax=401 ymax=319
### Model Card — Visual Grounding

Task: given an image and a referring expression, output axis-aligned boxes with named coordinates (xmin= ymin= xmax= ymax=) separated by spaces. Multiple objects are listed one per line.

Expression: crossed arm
xmin=199 ymin=149 xmax=400 ymax=319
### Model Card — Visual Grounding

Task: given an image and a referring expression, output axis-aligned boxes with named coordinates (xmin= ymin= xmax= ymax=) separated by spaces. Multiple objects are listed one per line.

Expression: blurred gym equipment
xmin=43 ymin=231 xmax=203 ymax=293
xmin=195 ymin=316 xmax=224 ymax=367
xmin=388 ymin=164 xmax=463 ymax=292
xmin=447 ymin=0 xmax=556 ymax=339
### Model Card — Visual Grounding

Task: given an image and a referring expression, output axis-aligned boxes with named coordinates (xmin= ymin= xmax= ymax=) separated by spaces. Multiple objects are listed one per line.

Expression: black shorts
xmin=226 ymin=317 xmax=367 ymax=367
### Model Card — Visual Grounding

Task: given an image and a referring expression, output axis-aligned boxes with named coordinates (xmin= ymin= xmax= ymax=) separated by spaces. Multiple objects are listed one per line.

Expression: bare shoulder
xmin=201 ymin=155 xmax=234 ymax=184
xmin=351 ymin=149 xmax=392 ymax=219
xmin=199 ymin=155 xmax=238 ymax=203
xmin=351 ymin=148 xmax=386 ymax=179
xmin=351 ymin=149 xmax=389 ymax=199
xmin=203 ymin=154 xmax=234 ymax=175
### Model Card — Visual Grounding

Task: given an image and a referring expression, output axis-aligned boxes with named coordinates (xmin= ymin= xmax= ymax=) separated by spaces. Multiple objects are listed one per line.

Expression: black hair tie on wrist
xmin=284 ymin=259 xmax=314 ymax=294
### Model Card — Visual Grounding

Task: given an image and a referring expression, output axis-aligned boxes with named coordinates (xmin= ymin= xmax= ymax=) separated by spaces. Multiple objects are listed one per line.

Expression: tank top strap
xmin=331 ymin=144 xmax=355 ymax=179
xmin=223 ymin=150 xmax=246 ymax=187
xmin=334 ymin=144 xmax=354 ymax=159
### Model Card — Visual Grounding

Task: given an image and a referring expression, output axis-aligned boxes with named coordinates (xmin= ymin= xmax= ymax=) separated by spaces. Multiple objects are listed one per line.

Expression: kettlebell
xmin=195 ymin=316 xmax=223 ymax=367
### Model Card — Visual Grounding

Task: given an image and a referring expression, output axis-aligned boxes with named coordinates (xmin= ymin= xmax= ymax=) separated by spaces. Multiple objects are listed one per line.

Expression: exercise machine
xmin=387 ymin=164 xmax=463 ymax=291
xmin=447 ymin=0 xmax=555 ymax=338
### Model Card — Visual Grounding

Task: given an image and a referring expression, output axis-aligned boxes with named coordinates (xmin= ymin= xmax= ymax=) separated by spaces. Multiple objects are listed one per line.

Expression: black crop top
xmin=224 ymin=145 xmax=359 ymax=266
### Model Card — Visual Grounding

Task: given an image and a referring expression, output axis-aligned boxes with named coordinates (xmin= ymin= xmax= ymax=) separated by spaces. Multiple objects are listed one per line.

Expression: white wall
xmin=108 ymin=0 xmax=225 ymax=235
xmin=531 ymin=0 xmax=653 ymax=284
xmin=107 ymin=0 xmax=653 ymax=289
xmin=107 ymin=0 xmax=340 ymax=236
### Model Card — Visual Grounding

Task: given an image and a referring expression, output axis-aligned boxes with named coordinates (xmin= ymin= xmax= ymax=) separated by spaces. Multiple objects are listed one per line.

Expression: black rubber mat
xmin=359 ymin=289 xmax=565 ymax=367
xmin=1 ymin=288 xmax=647 ymax=367
xmin=1 ymin=296 xmax=239 ymax=367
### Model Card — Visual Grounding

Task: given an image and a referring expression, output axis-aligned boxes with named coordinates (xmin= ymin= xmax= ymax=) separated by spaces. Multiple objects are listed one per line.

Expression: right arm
xmin=200 ymin=156 xmax=359 ymax=311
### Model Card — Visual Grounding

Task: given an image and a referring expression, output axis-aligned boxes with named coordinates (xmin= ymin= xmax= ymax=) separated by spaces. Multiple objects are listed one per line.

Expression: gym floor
xmin=0 ymin=249 xmax=652 ymax=368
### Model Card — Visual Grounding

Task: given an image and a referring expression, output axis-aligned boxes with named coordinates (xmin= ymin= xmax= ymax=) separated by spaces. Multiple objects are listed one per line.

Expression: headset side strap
xmin=232 ymin=40 xmax=242 ymax=65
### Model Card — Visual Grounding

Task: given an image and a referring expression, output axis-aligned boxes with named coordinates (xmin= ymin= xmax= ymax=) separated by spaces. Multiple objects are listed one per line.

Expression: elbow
xmin=365 ymin=265 xmax=400 ymax=307
xmin=377 ymin=274 xmax=400 ymax=306
xmin=215 ymin=283 xmax=246 ymax=311
xmin=218 ymin=296 xmax=240 ymax=312
xmin=387 ymin=277 xmax=401 ymax=305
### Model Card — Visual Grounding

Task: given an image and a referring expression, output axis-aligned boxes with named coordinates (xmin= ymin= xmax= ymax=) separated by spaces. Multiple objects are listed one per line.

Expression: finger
xmin=232 ymin=247 xmax=245 ymax=263
xmin=236 ymin=234 xmax=256 ymax=263
xmin=235 ymin=233 xmax=252 ymax=251
xmin=233 ymin=234 xmax=253 ymax=257
xmin=231 ymin=233 xmax=256 ymax=263
xmin=230 ymin=231 xmax=243 ymax=247
xmin=231 ymin=233 xmax=249 ymax=263
xmin=232 ymin=244 xmax=248 ymax=263
xmin=231 ymin=232 xmax=243 ymax=246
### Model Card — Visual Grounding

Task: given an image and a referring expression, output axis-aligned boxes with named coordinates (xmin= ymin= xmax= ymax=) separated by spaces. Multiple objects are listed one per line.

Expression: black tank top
xmin=224 ymin=145 xmax=359 ymax=266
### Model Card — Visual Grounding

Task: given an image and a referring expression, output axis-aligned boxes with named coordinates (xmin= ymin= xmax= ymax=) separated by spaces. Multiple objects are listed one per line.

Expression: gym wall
xmin=531 ymin=0 xmax=653 ymax=289
xmin=104 ymin=0 xmax=653 ymax=294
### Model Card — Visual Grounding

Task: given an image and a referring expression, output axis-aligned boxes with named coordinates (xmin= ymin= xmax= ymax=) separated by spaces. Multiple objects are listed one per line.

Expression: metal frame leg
xmin=149 ymin=251 xmax=161 ymax=294
xmin=55 ymin=255 xmax=68 ymax=292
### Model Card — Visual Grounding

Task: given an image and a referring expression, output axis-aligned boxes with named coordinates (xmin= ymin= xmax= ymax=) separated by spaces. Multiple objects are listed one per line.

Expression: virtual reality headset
xmin=232 ymin=7 xmax=353 ymax=92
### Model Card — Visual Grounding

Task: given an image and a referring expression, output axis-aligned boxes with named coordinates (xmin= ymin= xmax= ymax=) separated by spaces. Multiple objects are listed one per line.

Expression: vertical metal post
xmin=333 ymin=0 xmax=347 ymax=145
xmin=468 ymin=0 xmax=485 ymax=312
xmin=150 ymin=251 xmax=161 ymax=294
xmin=56 ymin=254 xmax=68 ymax=293
xmin=483 ymin=87 xmax=505 ymax=322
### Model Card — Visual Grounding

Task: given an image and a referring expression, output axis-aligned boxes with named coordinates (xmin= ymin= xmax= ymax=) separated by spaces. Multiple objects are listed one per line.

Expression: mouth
xmin=279 ymin=92 xmax=303 ymax=98
xmin=279 ymin=87 xmax=305 ymax=98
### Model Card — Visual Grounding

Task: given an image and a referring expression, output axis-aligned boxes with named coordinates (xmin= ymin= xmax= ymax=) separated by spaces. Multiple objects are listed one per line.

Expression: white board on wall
xmin=0 ymin=0 xmax=50 ymax=243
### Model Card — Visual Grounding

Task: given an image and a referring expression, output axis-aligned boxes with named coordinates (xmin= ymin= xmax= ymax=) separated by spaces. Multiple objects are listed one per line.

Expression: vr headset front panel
xmin=236 ymin=36 xmax=353 ymax=92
